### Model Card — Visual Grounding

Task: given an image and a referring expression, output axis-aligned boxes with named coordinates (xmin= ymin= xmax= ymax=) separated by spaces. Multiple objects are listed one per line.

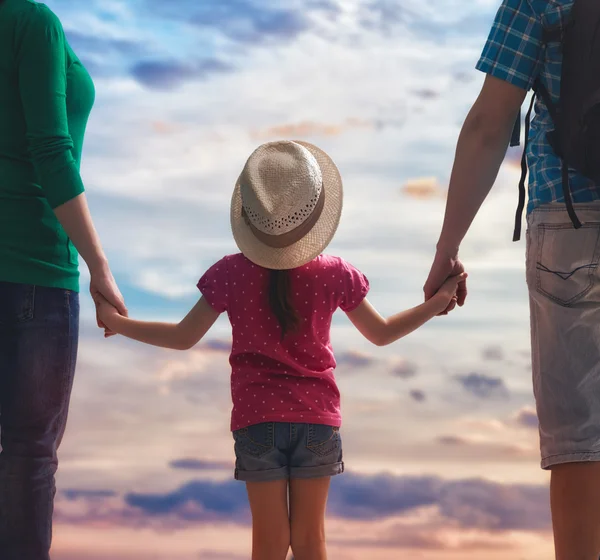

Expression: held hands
xmin=424 ymin=249 xmax=468 ymax=316
xmin=95 ymin=293 xmax=120 ymax=337
xmin=89 ymin=262 xmax=127 ymax=337
xmin=431 ymin=272 xmax=468 ymax=314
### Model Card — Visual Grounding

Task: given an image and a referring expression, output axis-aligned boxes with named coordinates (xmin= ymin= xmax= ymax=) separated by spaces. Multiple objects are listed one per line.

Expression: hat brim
xmin=231 ymin=141 xmax=343 ymax=270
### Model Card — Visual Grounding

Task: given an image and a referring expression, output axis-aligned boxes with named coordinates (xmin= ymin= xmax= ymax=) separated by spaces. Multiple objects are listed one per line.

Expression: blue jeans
xmin=0 ymin=282 xmax=79 ymax=560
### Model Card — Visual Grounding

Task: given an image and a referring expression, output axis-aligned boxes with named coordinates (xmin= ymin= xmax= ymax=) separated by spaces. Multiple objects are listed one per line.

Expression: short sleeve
xmin=338 ymin=259 xmax=370 ymax=312
xmin=476 ymin=0 xmax=543 ymax=91
xmin=197 ymin=258 xmax=229 ymax=313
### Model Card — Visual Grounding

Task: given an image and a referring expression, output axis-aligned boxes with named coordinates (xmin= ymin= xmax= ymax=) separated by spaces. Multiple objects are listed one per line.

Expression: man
xmin=424 ymin=1 xmax=600 ymax=559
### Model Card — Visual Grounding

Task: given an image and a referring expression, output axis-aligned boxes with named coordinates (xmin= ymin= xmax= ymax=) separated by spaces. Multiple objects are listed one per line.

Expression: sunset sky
xmin=40 ymin=0 xmax=553 ymax=558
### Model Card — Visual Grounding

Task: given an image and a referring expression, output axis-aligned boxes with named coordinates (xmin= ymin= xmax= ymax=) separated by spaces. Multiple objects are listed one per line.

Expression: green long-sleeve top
xmin=0 ymin=0 xmax=95 ymax=292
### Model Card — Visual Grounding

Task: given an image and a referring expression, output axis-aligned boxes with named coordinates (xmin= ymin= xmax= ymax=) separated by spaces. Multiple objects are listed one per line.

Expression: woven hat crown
xmin=239 ymin=141 xmax=323 ymax=236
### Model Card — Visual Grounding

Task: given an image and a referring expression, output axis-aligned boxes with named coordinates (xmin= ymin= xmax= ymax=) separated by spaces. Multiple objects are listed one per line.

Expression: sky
xmin=34 ymin=0 xmax=554 ymax=558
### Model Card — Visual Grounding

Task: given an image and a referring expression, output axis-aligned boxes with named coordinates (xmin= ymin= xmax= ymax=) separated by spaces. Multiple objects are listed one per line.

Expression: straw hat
xmin=231 ymin=140 xmax=343 ymax=270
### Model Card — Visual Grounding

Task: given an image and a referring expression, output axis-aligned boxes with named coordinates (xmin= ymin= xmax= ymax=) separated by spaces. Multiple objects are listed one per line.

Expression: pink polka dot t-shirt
xmin=197 ymin=253 xmax=369 ymax=432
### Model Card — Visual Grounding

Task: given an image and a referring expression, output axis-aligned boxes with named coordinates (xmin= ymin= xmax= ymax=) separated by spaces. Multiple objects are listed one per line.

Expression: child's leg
xmin=289 ymin=477 xmax=331 ymax=560
xmin=246 ymin=480 xmax=291 ymax=560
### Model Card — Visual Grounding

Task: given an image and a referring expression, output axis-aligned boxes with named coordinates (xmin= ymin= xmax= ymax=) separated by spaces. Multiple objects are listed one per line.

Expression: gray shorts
xmin=527 ymin=203 xmax=600 ymax=469
xmin=233 ymin=422 xmax=344 ymax=482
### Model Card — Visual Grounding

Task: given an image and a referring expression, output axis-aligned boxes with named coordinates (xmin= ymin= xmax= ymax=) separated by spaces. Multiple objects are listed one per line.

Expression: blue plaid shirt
xmin=477 ymin=0 xmax=598 ymax=214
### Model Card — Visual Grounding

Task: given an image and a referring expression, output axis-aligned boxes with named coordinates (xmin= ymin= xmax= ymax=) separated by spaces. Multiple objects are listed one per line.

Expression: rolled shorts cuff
xmin=542 ymin=451 xmax=600 ymax=470
xmin=290 ymin=461 xmax=344 ymax=479
xmin=235 ymin=465 xmax=288 ymax=483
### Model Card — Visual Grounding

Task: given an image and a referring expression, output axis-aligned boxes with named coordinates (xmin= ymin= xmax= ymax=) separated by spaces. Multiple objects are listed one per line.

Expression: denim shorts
xmin=233 ymin=422 xmax=344 ymax=482
xmin=527 ymin=203 xmax=600 ymax=469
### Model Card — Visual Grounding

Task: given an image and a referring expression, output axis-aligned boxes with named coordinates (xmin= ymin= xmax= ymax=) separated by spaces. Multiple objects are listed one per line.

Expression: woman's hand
xmin=89 ymin=262 xmax=127 ymax=336
xmin=95 ymin=293 xmax=120 ymax=337
xmin=432 ymin=273 xmax=468 ymax=314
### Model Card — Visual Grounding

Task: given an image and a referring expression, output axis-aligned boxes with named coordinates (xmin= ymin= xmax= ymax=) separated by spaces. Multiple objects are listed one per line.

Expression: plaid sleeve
xmin=476 ymin=0 xmax=544 ymax=91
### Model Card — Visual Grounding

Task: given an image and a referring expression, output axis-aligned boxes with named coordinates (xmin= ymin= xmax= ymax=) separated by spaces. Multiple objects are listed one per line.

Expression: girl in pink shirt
xmin=97 ymin=141 xmax=464 ymax=560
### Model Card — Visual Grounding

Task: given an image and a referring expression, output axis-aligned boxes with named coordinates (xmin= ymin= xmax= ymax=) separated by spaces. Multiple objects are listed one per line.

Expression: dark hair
xmin=269 ymin=269 xmax=300 ymax=339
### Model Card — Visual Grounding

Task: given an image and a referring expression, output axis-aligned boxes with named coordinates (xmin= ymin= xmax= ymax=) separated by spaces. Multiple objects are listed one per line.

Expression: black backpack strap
xmin=542 ymin=25 xmax=563 ymax=44
xmin=536 ymin=82 xmax=582 ymax=229
xmin=561 ymin=160 xmax=582 ymax=228
xmin=510 ymin=114 xmax=521 ymax=147
xmin=535 ymin=80 xmax=559 ymax=124
xmin=513 ymin=92 xmax=537 ymax=241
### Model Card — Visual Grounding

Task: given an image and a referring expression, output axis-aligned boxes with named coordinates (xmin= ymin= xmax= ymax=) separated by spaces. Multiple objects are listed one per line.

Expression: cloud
xmin=131 ymin=58 xmax=233 ymax=90
xmin=197 ymin=553 xmax=247 ymax=560
xmin=64 ymin=30 xmax=142 ymax=56
xmin=146 ymin=0 xmax=310 ymax=44
xmin=482 ymin=345 xmax=504 ymax=361
xmin=438 ymin=436 xmax=467 ymax=446
xmin=438 ymin=478 xmax=550 ymax=531
xmin=62 ymin=489 xmax=117 ymax=501
xmin=151 ymin=121 xmax=183 ymax=135
xmin=455 ymin=373 xmax=509 ymax=399
xmin=329 ymin=518 xmax=523 ymax=551
xmin=410 ymin=389 xmax=426 ymax=402
xmin=360 ymin=0 xmax=413 ymax=34
xmin=201 ymin=339 xmax=233 ymax=353
xmin=454 ymin=70 xmax=477 ymax=83
xmin=401 ymin=177 xmax=447 ymax=200
xmin=337 ymin=350 xmax=377 ymax=368
xmin=251 ymin=118 xmax=376 ymax=140
xmin=169 ymin=458 xmax=232 ymax=471
xmin=390 ymin=359 xmax=418 ymax=379
xmin=413 ymin=88 xmax=439 ymax=100
xmin=504 ymin=146 xmax=524 ymax=170
xmin=308 ymin=0 xmax=342 ymax=16
xmin=514 ymin=407 xmax=538 ymax=430
xmin=55 ymin=471 xmax=552 ymax=534
xmin=125 ymin=479 xmax=249 ymax=520
xmin=156 ymin=350 xmax=213 ymax=384
xmin=433 ymin=434 xmax=533 ymax=462
xmin=330 ymin=473 xmax=550 ymax=530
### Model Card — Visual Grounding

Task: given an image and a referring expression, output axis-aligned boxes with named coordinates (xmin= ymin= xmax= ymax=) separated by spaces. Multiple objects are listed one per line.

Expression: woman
xmin=0 ymin=1 xmax=126 ymax=558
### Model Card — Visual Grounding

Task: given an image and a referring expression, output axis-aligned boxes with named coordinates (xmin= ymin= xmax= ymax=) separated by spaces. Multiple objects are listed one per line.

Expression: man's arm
xmin=425 ymin=0 xmax=543 ymax=307
xmin=438 ymin=75 xmax=527 ymax=255
xmin=424 ymin=76 xmax=526 ymax=305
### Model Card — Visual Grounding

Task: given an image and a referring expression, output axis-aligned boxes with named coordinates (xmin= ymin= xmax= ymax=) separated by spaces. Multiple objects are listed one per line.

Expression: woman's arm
xmin=16 ymin=7 xmax=126 ymax=318
xmin=54 ymin=196 xmax=127 ymax=318
xmin=98 ymin=297 xmax=221 ymax=351
xmin=346 ymin=274 xmax=466 ymax=346
xmin=16 ymin=6 xmax=85 ymax=209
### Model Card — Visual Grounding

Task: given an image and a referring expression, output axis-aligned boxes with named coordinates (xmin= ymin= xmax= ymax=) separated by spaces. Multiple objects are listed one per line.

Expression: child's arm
xmin=97 ymin=296 xmax=221 ymax=350
xmin=346 ymin=273 xmax=466 ymax=346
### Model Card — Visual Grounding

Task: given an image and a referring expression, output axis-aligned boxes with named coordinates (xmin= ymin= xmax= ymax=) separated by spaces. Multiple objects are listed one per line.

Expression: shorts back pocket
xmin=306 ymin=424 xmax=341 ymax=457
xmin=536 ymin=223 xmax=600 ymax=306
xmin=233 ymin=422 xmax=275 ymax=458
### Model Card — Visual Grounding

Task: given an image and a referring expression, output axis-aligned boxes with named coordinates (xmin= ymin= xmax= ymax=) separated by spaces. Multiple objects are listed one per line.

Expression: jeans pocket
xmin=0 ymin=283 xmax=35 ymax=326
xmin=535 ymin=223 xmax=600 ymax=306
xmin=306 ymin=424 xmax=341 ymax=457
xmin=233 ymin=423 xmax=275 ymax=458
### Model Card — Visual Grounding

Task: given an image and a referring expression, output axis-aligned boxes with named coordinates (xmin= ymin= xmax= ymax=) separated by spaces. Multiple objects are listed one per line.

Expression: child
xmin=96 ymin=141 xmax=465 ymax=560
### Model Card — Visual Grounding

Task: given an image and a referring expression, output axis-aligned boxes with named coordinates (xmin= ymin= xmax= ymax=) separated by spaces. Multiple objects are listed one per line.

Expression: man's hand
xmin=89 ymin=262 xmax=127 ymax=337
xmin=424 ymin=249 xmax=467 ymax=315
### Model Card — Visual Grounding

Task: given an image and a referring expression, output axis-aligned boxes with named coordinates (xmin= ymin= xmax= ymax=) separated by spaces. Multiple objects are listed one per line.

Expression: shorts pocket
xmin=535 ymin=223 xmax=600 ymax=306
xmin=233 ymin=422 xmax=275 ymax=458
xmin=306 ymin=424 xmax=341 ymax=457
